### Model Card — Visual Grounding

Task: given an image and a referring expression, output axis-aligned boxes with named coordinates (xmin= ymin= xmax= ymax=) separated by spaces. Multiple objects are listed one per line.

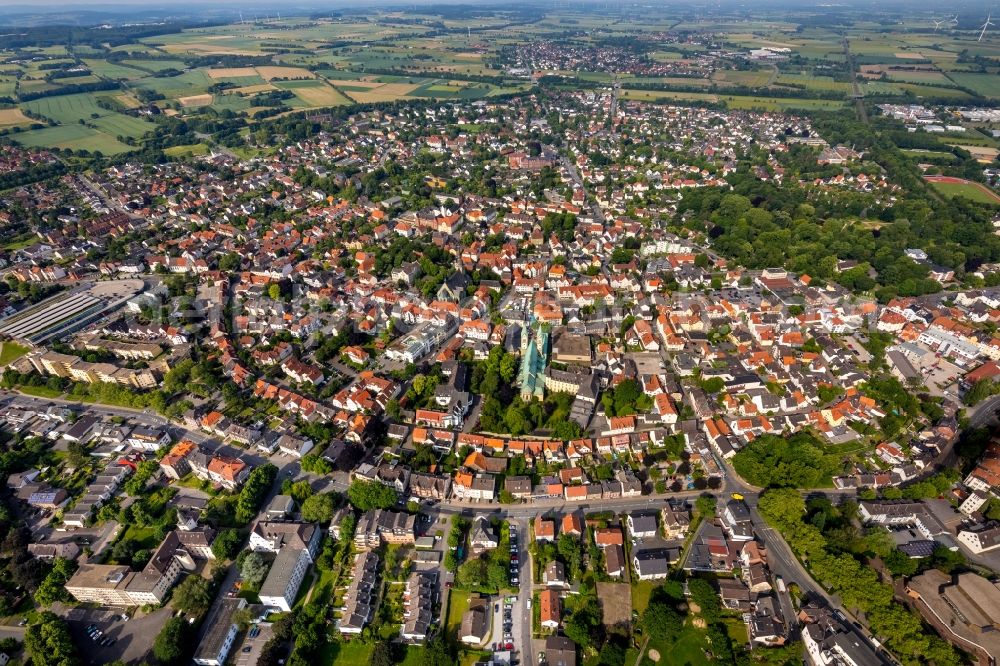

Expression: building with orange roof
xmin=539 ymin=589 xmax=561 ymax=629
xmin=159 ymin=440 xmax=197 ymax=480
xmin=535 ymin=516 xmax=556 ymax=542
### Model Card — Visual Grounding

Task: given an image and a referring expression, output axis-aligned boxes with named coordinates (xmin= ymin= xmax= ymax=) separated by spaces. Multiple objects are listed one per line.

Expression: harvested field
xmin=286 ymin=84 xmax=352 ymax=106
xmin=207 ymin=67 xmax=258 ymax=79
xmin=343 ymin=82 xmax=420 ymax=103
xmin=0 ymin=108 xmax=31 ymax=127
xmin=233 ymin=84 xmax=276 ymax=95
xmin=256 ymin=66 xmax=316 ymax=80
xmin=179 ymin=94 xmax=213 ymax=107
xmin=114 ymin=94 xmax=141 ymax=109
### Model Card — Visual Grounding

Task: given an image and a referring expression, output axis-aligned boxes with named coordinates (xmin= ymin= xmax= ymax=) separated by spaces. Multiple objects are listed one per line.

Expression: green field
xmin=164 ymin=143 xmax=210 ymax=157
xmin=134 ymin=70 xmax=212 ymax=97
xmin=945 ymin=72 xmax=1000 ymax=98
xmin=0 ymin=342 xmax=29 ymax=366
xmin=13 ymin=124 xmax=133 ymax=155
xmin=24 ymin=92 xmax=155 ymax=140
xmin=121 ymin=59 xmax=189 ymax=73
xmin=82 ymin=59 xmax=148 ymax=80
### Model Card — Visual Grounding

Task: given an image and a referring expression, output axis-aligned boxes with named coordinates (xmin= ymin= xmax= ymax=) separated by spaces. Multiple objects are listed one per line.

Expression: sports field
xmin=925 ymin=176 xmax=1000 ymax=205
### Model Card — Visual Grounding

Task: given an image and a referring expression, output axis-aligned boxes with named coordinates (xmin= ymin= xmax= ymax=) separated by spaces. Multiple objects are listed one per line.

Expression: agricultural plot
xmin=0 ymin=109 xmax=32 ymax=128
xmin=712 ymin=69 xmax=772 ymax=87
xmin=121 ymin=59 xmax=189 ymax=73
xmin=23 ymin=92 xmax=155 ymax=140
xmin=775 ymin=73 xmax=851 ymax=92
xmin=178 ymin=94 xmax=213 ymax=108
xmin=256 ymin=66 xmax=316 ymax=81
xmin=883 ymin=69 xmax=952 ymax=85
xmin=273 ymin=80 xmax=353 ymax=107
xmin=342 ymin=82 xmax=421 ymax=103
xmin=13 ymin=124 xmax=132 ymax=155
xmin=17 ymin=79 xmax=59 ymax=96
xmin=82 ymin=59 xmax=148 ymax=80
xmin=945 ymin=72 xmax=1000 ymax=98
xmin=133 ymin=70 xmax=212 ymax=98
xmin=408 ymin=81 xmax=495 ymax=99
xmin=0 ymin=78 xmax=17 ymax=98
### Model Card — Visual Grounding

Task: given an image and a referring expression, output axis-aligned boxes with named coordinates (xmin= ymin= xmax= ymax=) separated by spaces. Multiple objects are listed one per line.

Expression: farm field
xmin=0 ymin=108 xmax=32 ymax=128
xmin=82 ymin=59 xmax=148 ymax=80
xmin=273 ymin=80 xmax=353 ymax=106
xmin=13 ymin=124 xmax=133 ymax=154
xmin=944 ymin=72 xmax=1000 ymax=98
xmin=23 ymin=92 xmax=155 ymax=140
xmin=712 ymin=69 xmax=772 ymax=86
xmin=618 ymin=89 xmax=847 ymax=111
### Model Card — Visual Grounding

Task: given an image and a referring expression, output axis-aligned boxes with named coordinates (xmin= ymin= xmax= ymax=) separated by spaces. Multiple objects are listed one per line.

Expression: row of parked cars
xmin=510 ymin=524 xmax=520 ymax=586
xmin=85 ymin=623 xmax=115 ymax=648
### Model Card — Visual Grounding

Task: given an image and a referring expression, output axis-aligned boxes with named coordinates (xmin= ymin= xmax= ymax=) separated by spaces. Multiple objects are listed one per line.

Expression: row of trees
xmin=235 ymin=464 xmax=278 ymax=525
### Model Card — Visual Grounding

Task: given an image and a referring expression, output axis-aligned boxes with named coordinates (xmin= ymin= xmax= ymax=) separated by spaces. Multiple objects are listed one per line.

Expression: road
xmin=749 ymin=503 xmax=894 ymax=664
xmin=969 ymin=393 xmax=1000 ymax=428
xmin=842 ymin=38 xmax=868 ymax=124
xmin=560 ymin=155 xmax=605 ymax=224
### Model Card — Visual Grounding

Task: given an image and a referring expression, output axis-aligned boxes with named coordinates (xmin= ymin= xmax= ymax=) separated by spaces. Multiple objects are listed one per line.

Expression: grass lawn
xmin=460 ymin=651 xmax=491 ymax=666
xmin=631 ymin=580 xmax=658 ymax=615
xmin=293 ymin=569 xmax=318 ymax=610
xmin=164 ymin=143 xmax=210 ymax=157
xmin=669 ymin=624 xmax=714 ymax=665
xmin=318 ymin=639 xmax=373 ymax=665
xmin=0 ymin=342 xmax=30 ymax=366
xmin=724 ymin=617 xmax=748 ymax=646
xmin=310 ymin=568 xmax=338 ymax=606
xmin=3 ymin=233 xmax=39 ymax=251
xmin=446 ymin=588 xmax=471 ymax=636
xmin=399 ymin=645 xmax=427 ymax=666
xmin=16 ymin=385 xmax=63 ymax=398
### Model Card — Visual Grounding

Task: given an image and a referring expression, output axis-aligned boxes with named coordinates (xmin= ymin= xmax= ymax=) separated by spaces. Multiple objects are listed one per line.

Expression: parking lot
xmin=627 ymin=351 xmax=667 ymax=377
xmin=918 ymin=356 xmax=962 ymax=397
xmin=63 ymin=605 xmax=171 ymax=666
xmin=234 ymin=622 xmax=274 ymax=666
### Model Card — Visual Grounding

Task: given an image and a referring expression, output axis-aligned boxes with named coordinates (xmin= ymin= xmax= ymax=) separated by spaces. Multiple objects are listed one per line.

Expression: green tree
xmin=241 ymin=552 xmax=270 ymax=589
xmin=153 ymin=617 xmax=191 ymax=665
xmin=369 ymin=641 xmax=393 ymax=666
xmin=456 ymin=557 xmax=489 ymax=589
xmin=563 ymin=602 xmax=601 ymax=650
xmin=24 ymin=612 xmax=78 ymax=666
xmin=300 ymin=454 xmax=332 ymax=475
xmin=172 ymin=574 xmax=213 ymax=616
xmin=236 ymin=464 xmax=278 ymax=525
xmin=35 ymin=557 xmax=76 ymax=606
xmin=212 ymin=528 xmax=241 ymax=560
xmin=347 ymin=479 xmax=397 ymax=511
xmin=642 ymin=600 xmax=682 ymax=639
xmin=301 ymin=492 xmax=336 ymax=523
